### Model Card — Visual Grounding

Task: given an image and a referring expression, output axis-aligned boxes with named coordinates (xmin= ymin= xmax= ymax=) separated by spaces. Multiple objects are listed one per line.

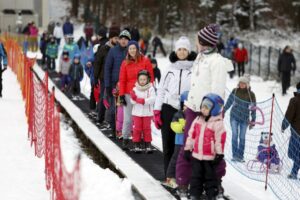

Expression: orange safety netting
xmin=1 ymin=36 xmax=81 ymax=200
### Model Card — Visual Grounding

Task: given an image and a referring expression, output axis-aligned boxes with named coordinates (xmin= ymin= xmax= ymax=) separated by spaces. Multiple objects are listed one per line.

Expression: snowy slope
xmin=0 ymin=68 xmax=49 ymax=200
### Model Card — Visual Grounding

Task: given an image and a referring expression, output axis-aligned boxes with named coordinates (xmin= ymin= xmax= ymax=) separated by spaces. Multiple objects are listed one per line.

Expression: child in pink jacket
xmin=130 ymin=70 xmax=156 ymax=153
xmin=184 ymin=93 xmax=226 ymax=200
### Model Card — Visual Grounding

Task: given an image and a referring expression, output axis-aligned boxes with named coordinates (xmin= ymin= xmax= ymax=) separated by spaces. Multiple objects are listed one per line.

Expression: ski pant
xmin=89 ymin=83 xmax=96 ymax=110
xmin=237 ymin=62 xmax=245 ymax=77
xmin=0 ymin=67 xmax=3 ymax=95
xmin=161 ymin=104 xmax=178 ymax=177
xmin=60 ymin=75 xmax=70 ymax=89
xmin=166 ymin=144 xmax=182 ymax=178
xmin=231 ymin=117 xmax=248 ymax=160
xmin=70 ymin=80 xmax=81 ymax=96
xmin=132 ymin=116 xmax=152 ymax=142
xmin=190 ymin=158 xmax=218 ymax=199
xmin=122 ymin=94 xmax=133 ymax=139
xmin=281 ymin=71 xmax=291 ymax=94
xmin=47 ymin=57 xmax=56 ymax=71
xmin=176 ymin=107 xmax=199 ymax=186
xmin=153 ymin=43 xmax=167 ymax=57
xmin=116 ymin=106 xmax=124 ymax=132
xmin=97 ymin=80 xmax=106 ymax=123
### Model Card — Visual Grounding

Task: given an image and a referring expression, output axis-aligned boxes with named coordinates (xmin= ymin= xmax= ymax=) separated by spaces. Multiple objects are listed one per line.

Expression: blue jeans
xmin=291 ymin=162 xmax=300 ymax=177
xmin=230 ymin=117 xmax=248 ymax=159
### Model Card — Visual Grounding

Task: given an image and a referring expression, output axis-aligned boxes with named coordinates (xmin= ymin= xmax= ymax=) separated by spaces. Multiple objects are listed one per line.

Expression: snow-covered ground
xmin=0 ymin=68 xmax=135 ymax=200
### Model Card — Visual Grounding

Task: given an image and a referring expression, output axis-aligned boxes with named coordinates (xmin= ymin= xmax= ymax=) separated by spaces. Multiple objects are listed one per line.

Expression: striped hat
xmin=197 ymin=24 xmax=219 ymax=47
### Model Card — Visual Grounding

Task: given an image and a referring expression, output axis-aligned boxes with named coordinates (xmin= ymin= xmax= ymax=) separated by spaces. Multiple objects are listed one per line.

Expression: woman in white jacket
xmin=53 ymin=22 xmax=64 ymax=46
xmin=153 ymin=36 xmax=197 ymax=177
xmin=175 ymin=24 xmax=233 ymax=197
xmin=130 ymin=70 xmax=156 ymax=153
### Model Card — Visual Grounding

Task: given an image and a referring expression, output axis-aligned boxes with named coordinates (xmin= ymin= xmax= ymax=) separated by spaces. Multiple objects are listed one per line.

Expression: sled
xmin=247 ymin=148 xmax=283 ymax=174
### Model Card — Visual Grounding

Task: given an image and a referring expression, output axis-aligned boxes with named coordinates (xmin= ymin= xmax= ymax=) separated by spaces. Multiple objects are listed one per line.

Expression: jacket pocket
xmin=203 ymin=128 xmax=214 ymax=156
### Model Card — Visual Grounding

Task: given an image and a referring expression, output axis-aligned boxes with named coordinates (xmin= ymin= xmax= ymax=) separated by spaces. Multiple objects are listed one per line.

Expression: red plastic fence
xmin=3 ymin=37 xmax=81 ymax=200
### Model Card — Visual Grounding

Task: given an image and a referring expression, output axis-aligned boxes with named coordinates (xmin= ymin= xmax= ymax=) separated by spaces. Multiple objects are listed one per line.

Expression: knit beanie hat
xmin=197 ymin=24 xmax=219 ymax=47
xmin=98 ymin=29 xmax=107 ymax=38
xmin=109 ymin=29 xmax=120 ymax=38
xmin=128 ymin=40 xmax=139 ymax=50
xmin=119 ymin=30 xmax=131 ymax=40
xmin=175 ymin=36 xmax=191 ymax=52
xmin=239 ymin=74 xmax=251 ymax=88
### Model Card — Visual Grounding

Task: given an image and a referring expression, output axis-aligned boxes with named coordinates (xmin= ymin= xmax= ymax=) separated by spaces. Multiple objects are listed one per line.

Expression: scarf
xmin=135 ymin=82 xmax=152 ymax=91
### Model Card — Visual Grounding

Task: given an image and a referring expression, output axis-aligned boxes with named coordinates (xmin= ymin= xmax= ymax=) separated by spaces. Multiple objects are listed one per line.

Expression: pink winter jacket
xmin=184 ymin=114 xmax=226 ymax=160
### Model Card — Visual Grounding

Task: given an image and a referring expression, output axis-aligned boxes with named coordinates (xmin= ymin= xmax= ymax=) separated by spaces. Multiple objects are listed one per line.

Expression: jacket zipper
xmin=178 ymin=69 xmax=183 ymax=95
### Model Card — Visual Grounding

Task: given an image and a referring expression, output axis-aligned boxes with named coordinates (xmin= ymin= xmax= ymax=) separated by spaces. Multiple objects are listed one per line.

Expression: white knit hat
xmin=175 ymin=36 xmax=191 ymax=52
xmin=239 ymin=74 xmax=251 ymax=88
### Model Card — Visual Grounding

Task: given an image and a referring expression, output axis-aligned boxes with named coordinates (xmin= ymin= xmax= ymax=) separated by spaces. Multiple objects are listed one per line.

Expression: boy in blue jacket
xmin=46 ymin=36 xmax=58 ymax=71
xmin=69 ymin=54 xmax=83 ymax=99
xmin=84 ymin=57 xmax=97 ymax=111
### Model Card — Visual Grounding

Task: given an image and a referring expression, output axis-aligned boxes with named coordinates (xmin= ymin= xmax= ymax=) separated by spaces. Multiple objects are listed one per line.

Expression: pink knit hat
xmin=197 ymin=24 xmax=219 ymax=47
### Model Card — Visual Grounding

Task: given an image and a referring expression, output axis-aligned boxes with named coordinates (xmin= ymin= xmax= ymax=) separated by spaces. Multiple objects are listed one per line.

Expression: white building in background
xmin=0 ymin=0 xmax=49 ymax=32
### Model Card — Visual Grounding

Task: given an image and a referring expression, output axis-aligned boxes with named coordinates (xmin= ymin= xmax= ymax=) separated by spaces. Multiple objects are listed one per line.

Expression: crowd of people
xmin=1 ymin=18 xmax=300 ymax=199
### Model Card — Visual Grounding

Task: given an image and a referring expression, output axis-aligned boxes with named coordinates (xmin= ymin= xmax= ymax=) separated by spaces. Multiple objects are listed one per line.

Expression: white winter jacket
xmin=53 ymin=26 xmax=64 ymax=39
xmin=154 ymin=60 xmax=193 ymax=111
xmin=185 ymin=52 xmax=233 ymax=112
xmin=131 ymin=83 xmax=156 ymax=117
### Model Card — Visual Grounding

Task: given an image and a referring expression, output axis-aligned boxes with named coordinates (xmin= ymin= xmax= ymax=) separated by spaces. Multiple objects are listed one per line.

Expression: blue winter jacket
xmin=69 ymin=63 xmax=83 ymax=81
xmin=0 ymin=43 xmax=8 ymax=69
xmin=104 ymin=44 xmax=127 ymax=88
xmin=63 ymin=43 xmax=80 ymax=61
xmin=63 ymin=22 xmax=74 ymax=35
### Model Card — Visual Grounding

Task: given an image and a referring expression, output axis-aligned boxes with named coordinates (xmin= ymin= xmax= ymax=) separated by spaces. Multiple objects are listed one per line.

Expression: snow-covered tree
xmin=165 ymin=0 xmax=182 ymax=33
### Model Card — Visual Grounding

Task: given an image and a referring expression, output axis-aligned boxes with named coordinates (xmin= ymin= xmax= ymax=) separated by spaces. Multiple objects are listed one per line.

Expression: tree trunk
xmin=71 ymin=0 xmax=79 ymax=17
xmin=158 ymin=0 xmax=166 ymax=35
xmin=249 ymin=0 xmax=255 ymax=30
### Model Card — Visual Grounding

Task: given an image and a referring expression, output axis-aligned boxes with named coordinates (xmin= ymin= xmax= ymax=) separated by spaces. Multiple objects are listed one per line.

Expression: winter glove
xmin=135 ymin=98 xmax=145 ymax=105
xmin=103 ymin=99 xmax=110 ymax=109
xmin=130 ymin=90 xmax=137 ymax=101
xmin=153 ymin=110 xmax=163 ymax=129
xmin=184 ymin=150 xmax=192 ymax=162
xmin=249 ymin=120 xmax=255 ymax=130
xmin=120 ymin=95 xmax=127 ymax=106
xmin=213 ymin=154 xmax=224 ymax=166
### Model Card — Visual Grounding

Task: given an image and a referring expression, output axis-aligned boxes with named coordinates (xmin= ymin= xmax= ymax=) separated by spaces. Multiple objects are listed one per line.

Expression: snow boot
xmin=145 ymin=142 xmax=153 ymax=154
xmin=133 ymin=142 xmax=142 ymax=153
xmin=122 ymin=139 xmax=130 ymax=150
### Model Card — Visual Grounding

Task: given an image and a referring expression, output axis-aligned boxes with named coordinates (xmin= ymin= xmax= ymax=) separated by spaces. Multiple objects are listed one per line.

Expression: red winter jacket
xmin=234 ymin=48 xmax=248 ymax=63
xmin=119 ymin=56 xmax=154 ymax=96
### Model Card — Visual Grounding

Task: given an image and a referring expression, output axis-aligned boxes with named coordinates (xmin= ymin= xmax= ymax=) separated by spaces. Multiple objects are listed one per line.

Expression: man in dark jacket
xmin=278 ymin=46 xmax=296 ymax=95
xmin=94 ymin=30 xmax=119 ymax=125
xmin=0 ymin=42 xmax=8 ymax=97
xmin=104 ymin=30 xmax=131 ymax=135
xmin=63 ymin=17 xmax=74 ymax=36
xmin=282 ymin=82 xmax=300 ymax=179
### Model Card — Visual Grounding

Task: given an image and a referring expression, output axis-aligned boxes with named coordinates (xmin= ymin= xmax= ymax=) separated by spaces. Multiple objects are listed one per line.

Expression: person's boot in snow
xmin=122 ymin=139 xmax=130 ymax=150
xmin=145 ymin=142 xmax=153 ymax=154
xmin=133 ymin=142 xmax=142 ymax=153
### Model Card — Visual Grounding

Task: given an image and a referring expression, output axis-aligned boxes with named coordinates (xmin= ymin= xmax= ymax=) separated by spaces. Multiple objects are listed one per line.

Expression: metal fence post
xmin=267 ymin=47 xmax=271 ymax=79
xmin=258 ymin=46 xmax=261 ymax=76
xmin=250 ymin=44 xmax=252 ymax=74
